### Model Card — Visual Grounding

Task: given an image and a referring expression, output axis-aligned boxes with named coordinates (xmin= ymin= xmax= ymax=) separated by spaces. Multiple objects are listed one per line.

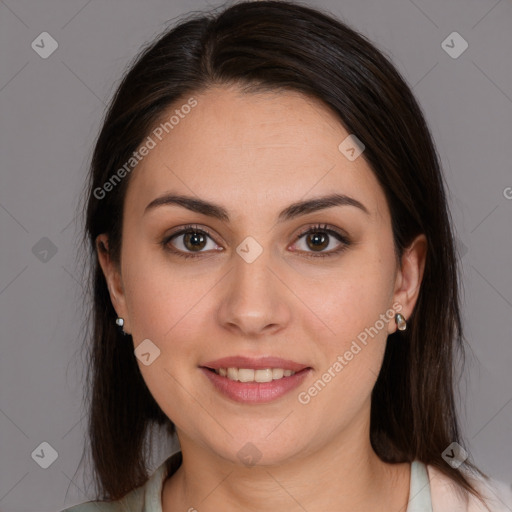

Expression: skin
xmin=97 ymin=85 xmax=427 ymax=511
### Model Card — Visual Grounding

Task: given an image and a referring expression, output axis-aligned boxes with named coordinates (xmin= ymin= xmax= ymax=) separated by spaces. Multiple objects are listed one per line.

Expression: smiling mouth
xmin=206 ymin=367 xmax=299 ymax=382
xmin=201 ymin=363 xmax=312 ymax=403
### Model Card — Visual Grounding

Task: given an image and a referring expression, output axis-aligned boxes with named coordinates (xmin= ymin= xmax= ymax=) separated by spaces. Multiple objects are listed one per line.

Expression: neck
xmin=162 ymin=410 xmax=411 ymax=511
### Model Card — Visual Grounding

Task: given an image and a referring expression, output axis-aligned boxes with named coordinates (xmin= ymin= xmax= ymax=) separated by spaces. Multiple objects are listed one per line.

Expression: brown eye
xmin=293 ymin=224 xmax=351 ymax=258
xmin=162 ymin=225 xmax=221 ymax=259
xmin=304 ymin=231 xmax=330 ymax=251
xmin=181 ymin=230 xmax=208 ymax=252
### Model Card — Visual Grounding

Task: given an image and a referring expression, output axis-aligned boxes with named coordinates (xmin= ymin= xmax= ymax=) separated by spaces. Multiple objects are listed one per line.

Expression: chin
xmin=205 ymin=430 xmax=310 ymax=468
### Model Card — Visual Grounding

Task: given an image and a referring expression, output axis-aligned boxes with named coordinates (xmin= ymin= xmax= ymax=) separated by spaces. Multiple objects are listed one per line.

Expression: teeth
xmin=238 ymin=368 xmax=254 ymax=382
xmin=214 ymin=367 xmax=297 ymax=382
xmin=272 ymin=368 xmax=284 ymax=379
xmin=255 ymin=369 xmax=273 ymax=382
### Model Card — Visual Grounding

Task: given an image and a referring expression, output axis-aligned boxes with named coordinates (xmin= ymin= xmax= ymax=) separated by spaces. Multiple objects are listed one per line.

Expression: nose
xmin=216 ymin=246 xmax=291 ymax=338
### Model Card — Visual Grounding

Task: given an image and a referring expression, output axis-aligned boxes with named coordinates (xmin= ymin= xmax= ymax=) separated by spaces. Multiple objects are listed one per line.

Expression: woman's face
xmin=99 ymin=85 xmax=425 ymax=466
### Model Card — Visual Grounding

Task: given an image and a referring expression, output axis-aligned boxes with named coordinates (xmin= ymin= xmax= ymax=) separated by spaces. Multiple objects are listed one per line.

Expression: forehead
xmin=124 ymin=86 xmax=387 ymax=222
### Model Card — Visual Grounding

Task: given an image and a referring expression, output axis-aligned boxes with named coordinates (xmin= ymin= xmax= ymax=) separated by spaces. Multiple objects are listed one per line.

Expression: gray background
xmin=1 ymin=0 xmax=511 ymax=510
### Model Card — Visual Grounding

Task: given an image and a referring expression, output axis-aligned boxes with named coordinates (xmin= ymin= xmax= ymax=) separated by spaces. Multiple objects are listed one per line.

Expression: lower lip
xmin=200 ymin=367 xmax=311 ymax=404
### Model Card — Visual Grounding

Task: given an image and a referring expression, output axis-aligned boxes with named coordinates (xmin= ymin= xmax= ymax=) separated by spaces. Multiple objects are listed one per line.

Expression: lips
xmin=200 ymin=356 xmax=312 ymax=403
xmin=200 ymin=367 xmax=311 ymax=403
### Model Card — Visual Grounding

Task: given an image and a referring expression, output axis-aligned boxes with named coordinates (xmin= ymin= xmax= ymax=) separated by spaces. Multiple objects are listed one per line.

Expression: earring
xmin=115 ymin=317 xmax=129 ymax=336
xmin=395 ymin=313 xmax=407 ymax=331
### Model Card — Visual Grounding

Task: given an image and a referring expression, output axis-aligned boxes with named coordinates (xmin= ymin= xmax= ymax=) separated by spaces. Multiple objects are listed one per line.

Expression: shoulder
xmin=60 ymin=452 xmax=182 ymax=512
xmin=59 ymin=488 xmax=144 ymax=512
xmin=427 ymin=464 xmax=512 ymax=511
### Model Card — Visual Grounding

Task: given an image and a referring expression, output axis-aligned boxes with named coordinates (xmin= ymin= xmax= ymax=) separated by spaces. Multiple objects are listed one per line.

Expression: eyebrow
xmin=144 ymin=192 xmax=370 ymax=222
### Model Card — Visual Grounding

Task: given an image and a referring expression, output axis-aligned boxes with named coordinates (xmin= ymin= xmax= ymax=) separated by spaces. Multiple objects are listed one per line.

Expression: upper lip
xmin=201 ymin=356 xmax=310 ymax=372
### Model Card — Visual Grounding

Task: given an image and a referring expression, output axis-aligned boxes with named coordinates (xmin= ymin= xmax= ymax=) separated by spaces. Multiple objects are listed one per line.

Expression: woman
xmin=62 ymin=1 xmax=512 ymax=510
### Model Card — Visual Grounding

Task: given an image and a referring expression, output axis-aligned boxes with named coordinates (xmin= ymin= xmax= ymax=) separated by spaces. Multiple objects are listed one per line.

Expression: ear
xmin=387 ymin=233 xmax=428 ymax=334
xmin=96 ymin=234 xmax=131 ymax=334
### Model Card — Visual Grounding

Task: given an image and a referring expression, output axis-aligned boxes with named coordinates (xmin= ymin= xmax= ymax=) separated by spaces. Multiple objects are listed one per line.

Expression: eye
xmin=161 ymin=223 xmax=351 ymax=260
xmin=292 ymin=223 xmax=351 ymax=258
xmin=162 ymin=224 xmax=221 ymax=259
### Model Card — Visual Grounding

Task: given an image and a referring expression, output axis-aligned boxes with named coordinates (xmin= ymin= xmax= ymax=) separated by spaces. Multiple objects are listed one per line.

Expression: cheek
xmin=314 ymin=262 xmax=394 ymax=347
xmin=120 ymin=254 xmax=208 ymax=427
xmin=297 ymin=275 xmax=391 ymax=430
xmin=297 ymin=253 xmax=394 ymax=407
xmin=121 ymin=237 xmax=188 ymax=329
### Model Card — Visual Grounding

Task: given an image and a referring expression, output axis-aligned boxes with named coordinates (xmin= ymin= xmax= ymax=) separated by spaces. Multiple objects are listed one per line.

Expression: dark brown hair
xmin=78 ymin=0 xmax=490 ymax=505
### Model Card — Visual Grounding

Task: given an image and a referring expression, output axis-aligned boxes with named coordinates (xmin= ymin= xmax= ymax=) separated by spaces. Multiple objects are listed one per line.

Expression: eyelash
xmin=161 ymin=223 xmax=351 ymax=260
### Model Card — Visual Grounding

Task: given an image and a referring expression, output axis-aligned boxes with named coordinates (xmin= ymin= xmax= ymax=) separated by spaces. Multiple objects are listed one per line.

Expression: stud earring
xmin=395 ymin=313 xmax=407 ymax=331
xmin=115 ymin=318 xmax=124 ymax=327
